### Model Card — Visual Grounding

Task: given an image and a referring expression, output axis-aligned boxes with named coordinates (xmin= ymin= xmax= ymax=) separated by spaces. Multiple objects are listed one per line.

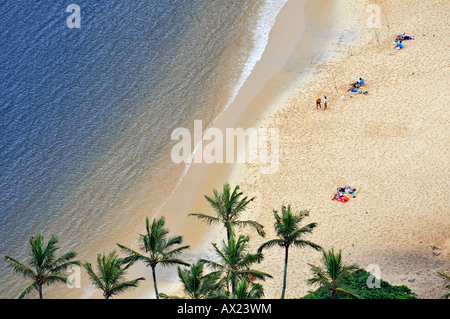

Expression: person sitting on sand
xmin=335 ymin=186 xmax=356 ymax=200
xmin=337 ymin=185 xmax=355 ymax=193
xmin=396 ymin=40 xmax=404 ymax=50
xmin=349 ymin=79 xmax=362 ymax=89
xmin=334 ymin=191 xmax=343 ymax=200
xmin=344 ymin=185 xmax=356 ymax=194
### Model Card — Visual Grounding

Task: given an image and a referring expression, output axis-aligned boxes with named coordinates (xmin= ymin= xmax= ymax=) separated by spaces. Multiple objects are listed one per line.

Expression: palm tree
xmin=307 ymin=248 xmax=360 ymax=299
xmin=190 ymin=183 xmax=264 ymax=243
xmin=159 ymin=261 xmax=222 ymax=299
xmin=83 ymin=250 xmax=145 ymax=299
xmin=200 ymin=232 xmax=272 ymax=298
xmin=4 ymin=233 xmax=80 ymax=299
xmin=218 ymin=278 xmax=265 ymax=299
xmin=437 ymin=272 xmax=450 ymax=299
xmin=257 ymin=205 xmax=321 ymax=299
xmin=117 ymin=216 xmax=190 ymax=299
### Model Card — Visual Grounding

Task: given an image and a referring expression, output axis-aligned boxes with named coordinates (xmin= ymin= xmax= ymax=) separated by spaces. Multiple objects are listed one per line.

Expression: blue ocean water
xmin=1 ymin=0 xmax=196 ymax=224
xmin=0 ymin=0 xmax=287 ymax=298
xmin=0 ymin=0 xmax=206 ymax=296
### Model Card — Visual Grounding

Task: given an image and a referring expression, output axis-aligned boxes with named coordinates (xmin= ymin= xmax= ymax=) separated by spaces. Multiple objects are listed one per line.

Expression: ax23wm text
xmin=177 ymin=302 xmax=271 ymax=316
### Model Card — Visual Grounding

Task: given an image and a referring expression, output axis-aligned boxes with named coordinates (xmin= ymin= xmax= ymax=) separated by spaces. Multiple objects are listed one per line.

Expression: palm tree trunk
xmin=330 ymin=281 xmax=336 ymax=299
xmin=225 ymin=221 xmax=231 ymax=244
xmin=330 ymin=289 xmax=336 ymax=299
xmin=38 ymin=284 xmax=43 ymax=299
xmin=152 ymin=266 xmax=159 ymax=299
xmin=281 ymin=246 xmax=289 ymax=299
xmin=231 ymin=272 xmax=236 ymax=299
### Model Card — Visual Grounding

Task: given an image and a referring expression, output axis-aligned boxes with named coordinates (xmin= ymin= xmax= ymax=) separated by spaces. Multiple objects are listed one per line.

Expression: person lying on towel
xmin=338 ymin=185 xmax=356 ymax=195
xmin=333 ymin=191 xmax=349 ymax=202
xmin=395 ymin=33 xmax=415 ymax=42
xmin=344 ymin=185 xmax=356 ymax=194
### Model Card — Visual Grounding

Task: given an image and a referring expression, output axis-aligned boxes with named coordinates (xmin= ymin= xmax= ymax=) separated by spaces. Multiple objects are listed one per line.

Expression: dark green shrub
xmin=302 ymin=269 xmax=418 ymax=299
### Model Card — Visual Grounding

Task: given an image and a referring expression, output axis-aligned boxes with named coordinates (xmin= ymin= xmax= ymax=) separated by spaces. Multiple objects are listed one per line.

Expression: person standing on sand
xmin=396 ymin=40 xmax=404 ymax=50
xmin=316 ymin=97 xmax=321 ymax=109
xmin=324 ymin=96 xmax=328 ymax=110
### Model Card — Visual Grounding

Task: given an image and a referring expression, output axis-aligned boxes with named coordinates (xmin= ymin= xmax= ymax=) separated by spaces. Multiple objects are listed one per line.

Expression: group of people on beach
xmin=315 ymin=31 xmax=415 ymax=111
xmin=315 ymin=96 xmax=328 ymax=110
xmin=316 ymin=77 xmax=367 ymax=110
xmin=320 ymin=31 xmax=416 ymax=204
xmin=348 ymin=77 xmax=368 ymax=94
xmin=333 ymin=185 xmax=357 ymax=203
xmin=394 ymin=32 xmax=415 ymax=50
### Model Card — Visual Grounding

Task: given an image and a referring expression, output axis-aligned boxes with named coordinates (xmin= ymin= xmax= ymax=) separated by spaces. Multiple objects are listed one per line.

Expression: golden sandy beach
xmin=228 ymin=0 xmax=450 ymax=299
xmin=120 ymin=0 xmax=449 ymax=300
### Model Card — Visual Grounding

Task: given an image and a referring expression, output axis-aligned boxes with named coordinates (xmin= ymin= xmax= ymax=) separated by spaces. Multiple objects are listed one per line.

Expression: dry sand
xmin=228 ymin=0 xmax=450 ymax=299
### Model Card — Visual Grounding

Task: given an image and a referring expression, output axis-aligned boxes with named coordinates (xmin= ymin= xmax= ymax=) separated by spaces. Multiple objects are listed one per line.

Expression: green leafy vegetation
xmin=302 ymin=269 xmax=418 ymax=299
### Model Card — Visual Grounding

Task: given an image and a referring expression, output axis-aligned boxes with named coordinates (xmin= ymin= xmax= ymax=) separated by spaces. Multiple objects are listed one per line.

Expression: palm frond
xmin=159 ymin=258 xmax=190 ymax=268
xmin=307 ymin=263 xmax=331 ymax=287
xmin=164 ymin=236 xmax=186 ymax=249
xmin=4 ymin=256 xmax=36 ymax=279
xmin=53 ymin=251 xmax=78 ymax=267
xmin=159 ymin=293 xmax=185 ymax=299
xmin=163 ymin=245 xmax=191 ymax=261
xmin=233 ymin=220 xmax=265 ymax=237
xmin=116 ymin=243 xmax=149 ymax=264
xmin=188 ymin=213 xmax=220 ymax=225
xmin=108 ymin=277 xmax=145 ymax=297
xmin=199 ymin=258 xmax=226 ymax=272
xmin=292 ymin=239 xmax=322 ymax=251
xmin=44 ymin=273 xmax=69 ymax=286
xmin=336 ymin=287 xmax=361 ymax=299
xmin=84 ymin=261 xmax=105 ymax=291
xmin=234 ymin=278 xmax=265 ymax=299
xmin=438 ymin=272 xmax=450 ymax=299
xmin=51 ymin=259 xmax=81 ymax=273
xmin=257 ymin=239 xmax=284 ymax=253
xmin=18 ymin=281 xmax=38 ymax=299
xmin=240 ymin=269 xmax=273 ymax=281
